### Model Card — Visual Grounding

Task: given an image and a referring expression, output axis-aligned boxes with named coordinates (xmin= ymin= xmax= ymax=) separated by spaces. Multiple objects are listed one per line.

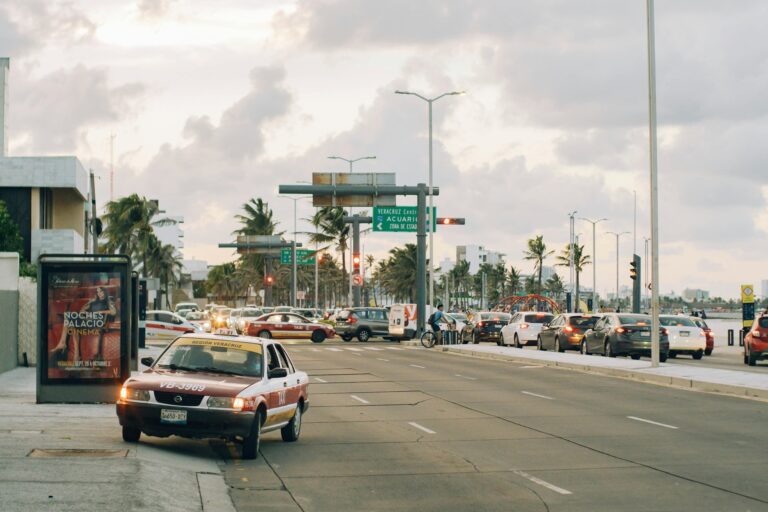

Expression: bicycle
xmin=420 ymin=329 xmax=439 ymax=348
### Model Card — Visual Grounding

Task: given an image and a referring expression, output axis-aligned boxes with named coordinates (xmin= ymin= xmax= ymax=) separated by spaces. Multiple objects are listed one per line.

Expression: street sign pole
xmin=416 ymin=185 xmax=427 ymax=335
xmin=343 ymin=215 xmax=372 ymax=308
xmin=265 ymin=257 xmax=273 ymax=307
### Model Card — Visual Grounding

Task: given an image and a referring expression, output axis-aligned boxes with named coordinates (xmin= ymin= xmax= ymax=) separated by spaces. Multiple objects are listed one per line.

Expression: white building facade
xmin=456 ymin=245 xmax=504 ymax=274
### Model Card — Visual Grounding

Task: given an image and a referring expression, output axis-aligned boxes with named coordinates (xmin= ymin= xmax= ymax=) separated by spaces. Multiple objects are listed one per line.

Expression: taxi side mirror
xmin=140 ymin=356 xmax=154 ymax=367
xmin=268 ymin=368 xmax=288 ymax=379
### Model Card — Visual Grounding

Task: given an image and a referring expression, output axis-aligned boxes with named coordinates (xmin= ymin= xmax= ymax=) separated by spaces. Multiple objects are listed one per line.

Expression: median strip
xmin=512 ymin=470 xmax=572 ymax=495
xmin=627 ymin=416 xmax=678 ymax=430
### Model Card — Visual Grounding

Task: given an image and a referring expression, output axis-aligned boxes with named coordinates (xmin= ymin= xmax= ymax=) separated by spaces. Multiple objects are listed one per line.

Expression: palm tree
xmin=545 ymin=273 xmax=565 ymax=302
xmin=101 ymin=194 xmax=175 ymax=276
xmin=507 ymin=266 xmax=522 ymax=296
xmin=448 ymin=260 xmax=472 ymax=308
xmin=555 ymin=243 xmax=591 ymax=312
xmin=308 ymin=207 xmax=350 ymax=274
xmin=376 ymin=244 xmax=417 ymax=302
xmin=234 ymin=198 xmax=280 ymax=237
xmin=523 ymin=235 xmax=554 ymax=293
xmin=207 ymin=263 xmax=239 ymax=302
xmin=145 ymin=234 xmax=183 ymax=308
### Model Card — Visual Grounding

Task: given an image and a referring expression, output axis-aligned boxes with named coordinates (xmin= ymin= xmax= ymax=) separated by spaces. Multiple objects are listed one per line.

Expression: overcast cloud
xmin=3 ymin=0 xmax=768 ymax=297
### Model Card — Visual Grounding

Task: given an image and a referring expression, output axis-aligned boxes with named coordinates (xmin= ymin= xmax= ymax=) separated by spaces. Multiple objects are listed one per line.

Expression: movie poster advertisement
xmin=46 ymin=270 xmax=123 ymax=381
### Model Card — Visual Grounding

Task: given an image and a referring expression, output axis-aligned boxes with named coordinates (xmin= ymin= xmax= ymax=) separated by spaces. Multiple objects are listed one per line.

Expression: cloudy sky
xmin=3 ymin=0 xmax=768 ymax=299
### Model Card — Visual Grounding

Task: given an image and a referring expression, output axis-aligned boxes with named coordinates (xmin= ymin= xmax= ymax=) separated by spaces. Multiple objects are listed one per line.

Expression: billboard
xmin=40 ymin=256 xmax=130 ymax=387
xmin=312 ymin=172 xmax=397 ymax=207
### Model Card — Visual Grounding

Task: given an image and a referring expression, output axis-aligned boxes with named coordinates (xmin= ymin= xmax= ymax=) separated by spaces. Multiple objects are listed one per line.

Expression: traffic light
xmin=352 ymin=253 xmax=361 ymax=273
xmin=265 ymin=275 xmax=274 ymax=286
xmin=436 ymin=217 xmax=466 ymax=225
xmin=629 ymin=259 xmax=638 ymax=280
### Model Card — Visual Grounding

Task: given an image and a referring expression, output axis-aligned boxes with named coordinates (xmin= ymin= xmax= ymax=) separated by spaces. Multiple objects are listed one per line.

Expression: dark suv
xmin=335 ymin=308 xmax=390 ymax=342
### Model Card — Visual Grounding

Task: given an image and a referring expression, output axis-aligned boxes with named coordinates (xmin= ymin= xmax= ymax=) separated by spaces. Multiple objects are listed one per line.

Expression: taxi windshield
xmin=155 ymin=338 xmax=263 ymax=377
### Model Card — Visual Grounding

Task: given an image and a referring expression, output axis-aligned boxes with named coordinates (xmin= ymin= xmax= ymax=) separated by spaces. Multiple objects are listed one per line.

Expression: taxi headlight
xmin=207 ymin=396 xmax=237 ymax=409
xmin=203 ymin=321 xmax=211 ymax=329
xmin=121 ymin=387 xmax=150 ymax=401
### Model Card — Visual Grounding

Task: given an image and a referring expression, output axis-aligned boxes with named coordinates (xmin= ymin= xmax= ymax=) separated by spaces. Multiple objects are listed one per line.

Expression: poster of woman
xmin=46 ymin=271 xmax=122 ymax=380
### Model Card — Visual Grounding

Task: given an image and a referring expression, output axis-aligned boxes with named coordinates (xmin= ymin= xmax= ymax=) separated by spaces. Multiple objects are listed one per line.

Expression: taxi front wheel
xmin=122 ymin=426 xmax=141 ymax=443
xmin=242 ymin=411 xmax=263 ymax=460
xmin=281 ymin=404 xmax=302 ymax=442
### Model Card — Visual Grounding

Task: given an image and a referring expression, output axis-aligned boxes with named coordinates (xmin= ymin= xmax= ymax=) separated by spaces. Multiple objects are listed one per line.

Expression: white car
xmin=445 ymin=313 xmax=468 ymax=334
xmin=143 ymin=310 xmax=200 ymax=342
xmin=659 ymin=315 xmax=706 ymax=359
xmin=237 ymin=307 xmax=264 ymax=333
xmin=500 ymin=311 xmax=555 ymax=348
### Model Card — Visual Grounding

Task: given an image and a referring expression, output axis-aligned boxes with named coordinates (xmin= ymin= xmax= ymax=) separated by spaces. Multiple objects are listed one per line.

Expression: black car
xmin=461 ymin=312 xmax=511 ymax=344
xmin=538 ymin=313 xmax=602 ymax=352
xmin=335 ymin=307 xmax=390 ymax=342
xmin=583 ymin=313 xmax=669 ymax=361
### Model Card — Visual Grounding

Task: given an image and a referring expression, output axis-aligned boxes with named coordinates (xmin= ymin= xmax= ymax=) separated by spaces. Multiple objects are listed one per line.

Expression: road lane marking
xmin=512 ymin=470 xmax=572 ymax=495
xmin=310 ymin=348 xmax=320 ymax=352
xmin=350 ymin=395 xmax=370 ymax=404
xmin=376 ymin=358 xmax=390 ymax=362
xmin=327 ymin=347 xmax=343 ymax=352
xmin=385 ymin=347 xmax=404 ymax=351
xmin=455 ymin=374 xmax=477 ymax=380
xmin=363 ymin=347 xmax=384 ymax=351
xmin=520 ymin=365 xmax=543 ymax=369
xmin=521 ymin=391 xmax=554 ymax=400
xmin=314 ymin=377 xmax=327 ymax=383
xmin=409 ymin=364 xmax=426 ymax=369
xmin=344 ymin=347 xmax=364 ymax=352
xmin=627 ymin=416 xmax=678 ymax=430
xmin=408 ymin=422 xmax=436 ymax=434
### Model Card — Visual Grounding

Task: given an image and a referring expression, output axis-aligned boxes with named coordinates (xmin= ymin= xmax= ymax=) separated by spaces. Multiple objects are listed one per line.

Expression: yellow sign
xmin=177 ymin=337 xmax=263 ymax=354
xmin=741 ymin=285 xmax=755 ymax=304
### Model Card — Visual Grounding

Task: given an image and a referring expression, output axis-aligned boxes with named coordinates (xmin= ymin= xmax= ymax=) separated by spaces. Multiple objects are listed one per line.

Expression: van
xmin=388 ymin=304 xmax=436 ymax=341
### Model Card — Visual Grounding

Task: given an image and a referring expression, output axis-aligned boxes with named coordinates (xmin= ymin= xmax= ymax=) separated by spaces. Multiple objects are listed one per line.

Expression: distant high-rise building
xmin=683 ymin=288 xmax=710 ymax=302
xmin=456 ymin=245 xmax=504 ymax=274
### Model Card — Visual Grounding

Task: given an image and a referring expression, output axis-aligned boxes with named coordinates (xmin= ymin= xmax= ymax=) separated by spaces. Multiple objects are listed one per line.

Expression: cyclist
xmin=428 ymin=304 xmax=446 ymax=344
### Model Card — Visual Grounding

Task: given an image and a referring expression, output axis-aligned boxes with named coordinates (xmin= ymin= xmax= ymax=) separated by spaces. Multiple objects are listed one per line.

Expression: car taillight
xmin=564 ymin=325 xmax=574 ymax=333
xmin=348 ymin=316 xmax=357 ymax=324
xmin=615 ymin=327 xmax=626 ymax=334
xmin=520 ymin=323 xmax=529 ymax=329
xmin=477 ymin=321 xmax=485 ymax=328
xmin=753 ymin=331 xmax=761 ymax=338
xmin=662 ymin=328 xmax=669 ymax=336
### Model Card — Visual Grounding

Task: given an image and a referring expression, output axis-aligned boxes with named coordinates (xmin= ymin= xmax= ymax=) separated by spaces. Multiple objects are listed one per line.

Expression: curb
xmin=442 ymin=347 xmax=768 ymax=401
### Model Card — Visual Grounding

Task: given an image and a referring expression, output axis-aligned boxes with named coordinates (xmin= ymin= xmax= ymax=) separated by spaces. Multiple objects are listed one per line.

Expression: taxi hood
xmin=128 ymin=369 xmax=261 ymax=397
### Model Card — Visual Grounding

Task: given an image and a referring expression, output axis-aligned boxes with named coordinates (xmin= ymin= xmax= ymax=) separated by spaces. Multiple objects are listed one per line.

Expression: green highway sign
xmin=373 ymin=206 xmax=436 ymax=232
xmin=281 ymin=248 xmax=316 ymax=265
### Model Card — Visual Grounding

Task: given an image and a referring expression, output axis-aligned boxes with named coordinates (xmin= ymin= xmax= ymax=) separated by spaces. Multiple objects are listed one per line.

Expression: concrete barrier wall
xmin=18 ymin=276 xmax=36 ymax=366
xmin=0 ymin=290 xmax=18 ymax=373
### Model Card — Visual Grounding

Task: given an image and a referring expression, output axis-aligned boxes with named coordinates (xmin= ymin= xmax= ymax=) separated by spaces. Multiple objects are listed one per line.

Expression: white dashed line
xmin=521 ymin=391 xmax=554 ymax=400
xmin=512 ymin=470 xmax=572 ymax=495
xmin=363 ymin=347 xmax=384 ymax=351
xmin=385 ymin=347 xmax=404 ymax=351
xmin=409 ymin=364 xmax=426 ymax=369
xmin=350 ymin=395 xmax=370 ymax=404
xmin=520 ymin=365 xmax=543 ymax=369
xmin=627 ymin=416 xmax=678 ymax=430
xmin=326 ymin=348 xmax=343 ymax=352
xmin=376 ymin=358 xmax=390 ymax=362
xmin=344 ymin=347 xmax=364 ymax=352
xmin=454 ymin=374 xmax=477 ymax=380
xmin=314 ymin=377 xmax=327 ymax=383
xmin=408 ymin=422 xmax=436 ymax=434
xmin=310 ymin=348 xmax=320 ymax=352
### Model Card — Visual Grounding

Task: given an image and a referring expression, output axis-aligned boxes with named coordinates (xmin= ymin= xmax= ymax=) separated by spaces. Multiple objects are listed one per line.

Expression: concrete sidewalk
xmin=443 ymin=344 xmax=768 ymax=400
xmin=0 ymin=346 xmax=236 ymax=512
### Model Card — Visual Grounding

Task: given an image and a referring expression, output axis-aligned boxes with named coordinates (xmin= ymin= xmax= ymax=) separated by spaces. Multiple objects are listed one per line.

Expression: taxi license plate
xmin=641 ymin=332 xmax=650 ymax=337
xmin=680 ymin=331 xmax=689 ymax=337
xmin=160 ymin=409 xmax=187 ymax=424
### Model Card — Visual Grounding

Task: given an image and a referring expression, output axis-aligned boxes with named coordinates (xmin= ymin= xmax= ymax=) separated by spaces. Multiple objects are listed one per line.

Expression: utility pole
xmin=581 ymin=217 xmax=607 ymax=313
xmin=568 ymin=211 xmax=577 ymax=311
xmin=606 ymin=231 xmax=629 ymax=309
xmin=343 ymin=215 xmax=372 ymax=308
xmin=89 ymin=171 xmax=98 ymax=252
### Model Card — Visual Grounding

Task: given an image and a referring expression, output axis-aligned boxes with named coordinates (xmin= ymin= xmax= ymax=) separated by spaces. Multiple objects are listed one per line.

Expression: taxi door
xmin=263 ymin=343 xmax=292 ymax=427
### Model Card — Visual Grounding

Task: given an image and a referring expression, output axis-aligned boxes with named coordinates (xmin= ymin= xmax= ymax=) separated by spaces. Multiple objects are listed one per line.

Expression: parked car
xmin=174 ymin=302 xmax=199 ymax=314
xmin=117 ymin=332 xmax=309 ymax=459
xmin=143 ymin=310 xmax=199 ymax=342
xmin=692 ymin=318 xmax=714 ymax=355
xmin=460 ymin=312 xmax=511 ymax=344
xmin=659 ymin=315 xmax=706 ymax=359
xmin=583 ymin=313 xmax=669 ymax=361
xmin=237 ymin=307 xmax=264 ymax=333
xmin=335 ymin=307 xmax=390 ymax=342
xmin=245 ymin=313 xmax=335 ymax=343
xmin=500 ymin=311 xmax=555 ymax=347
xmin=537 ymin=313 xmax=602 ymax=352
xmin=744 ymin=314 xmax=768 ymax=366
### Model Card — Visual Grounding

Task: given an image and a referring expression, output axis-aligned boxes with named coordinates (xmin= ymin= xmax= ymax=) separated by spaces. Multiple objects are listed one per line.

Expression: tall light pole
xmin=646 ymin=0 xmax=661 ymax=367
xmin=581 ymin=218 xmax=607 ymax=313
xmin=395 ymin=89 xmax=464 ymax=309
xmin=327 ymin=155 xmax=376 ymax=306
xmin=567 ymin=210 xmax=577 ymax=310
xmin=606 ymin=231 xmax=629 ymax=310
xmin=278 ymin=195 xmax=311 ymax=308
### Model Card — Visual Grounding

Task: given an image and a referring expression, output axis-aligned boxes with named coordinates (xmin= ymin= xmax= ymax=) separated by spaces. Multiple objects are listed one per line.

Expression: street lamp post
xmin=606 ymin=231 xmax=629 ymax=310
xmin=279 ymin=195 xmax=312 ymax=308
xmin=581 ymin=218 xmax=607 ymax=313
xmin=567 ymin=211 xmax=577 ymax=311
xmin=395 ymin=89 xmax=464 ymax=310
xmin=327 ymin=155 xmax=376 ymax=306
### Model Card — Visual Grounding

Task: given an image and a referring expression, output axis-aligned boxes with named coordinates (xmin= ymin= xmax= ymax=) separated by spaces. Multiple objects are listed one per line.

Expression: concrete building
xmin=683 ymin=288 xmax=710 ymax=302
xmin=436 ymin=257 xmax=454 ymax=276
xmin=761 ymin=280 xmax=768 ymax=299
xmin=0 ymin=58 xmax=89 ymax=262
xmin=456 ymin=245 xmax=504 ymax=274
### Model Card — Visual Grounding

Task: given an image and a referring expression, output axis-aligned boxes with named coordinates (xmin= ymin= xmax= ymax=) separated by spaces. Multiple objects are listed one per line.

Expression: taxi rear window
xmin=155 ymin=338 xmax=263 ymax=377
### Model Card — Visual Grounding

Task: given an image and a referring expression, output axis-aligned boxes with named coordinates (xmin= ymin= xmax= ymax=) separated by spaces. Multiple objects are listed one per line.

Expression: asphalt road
xmin=216 ymin=340 xmax=768 ymax=512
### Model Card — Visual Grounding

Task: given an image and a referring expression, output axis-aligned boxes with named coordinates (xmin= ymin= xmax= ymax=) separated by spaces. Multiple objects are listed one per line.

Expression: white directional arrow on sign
xmin=377 ymin=222 xmax=383 ymax=230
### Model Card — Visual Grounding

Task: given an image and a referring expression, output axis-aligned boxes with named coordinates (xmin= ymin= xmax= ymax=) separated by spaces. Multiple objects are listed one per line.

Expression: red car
xmin=117 ymin=333 xmax=309 ymax=459
xmin=744 ymin=314 xmax=768 ymax=366
xmin=245 ymin=312 xmax=335 ymax=343
xmin=693 ymin=318 xmax=714 ymax=356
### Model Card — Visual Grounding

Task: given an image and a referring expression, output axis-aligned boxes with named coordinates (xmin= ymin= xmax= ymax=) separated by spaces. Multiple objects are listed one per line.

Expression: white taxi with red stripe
xmin=117 ymin=332 xmax=309 ymax=459
xmin=143 ymin=310 xmax=200 ymax=342
xmin=245 ymin=312 xmax=335 ymax=343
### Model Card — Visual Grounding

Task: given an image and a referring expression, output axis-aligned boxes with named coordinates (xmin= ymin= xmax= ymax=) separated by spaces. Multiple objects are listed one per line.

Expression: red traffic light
xmin=265 ymin=275 xmax=274 ymax=285
xmin=436 ymin=217 xmax=465 ymax=225
xmin=352 ymin=253 xmax=361 ymax=270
